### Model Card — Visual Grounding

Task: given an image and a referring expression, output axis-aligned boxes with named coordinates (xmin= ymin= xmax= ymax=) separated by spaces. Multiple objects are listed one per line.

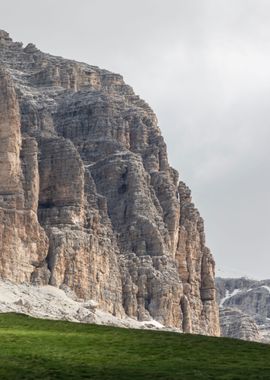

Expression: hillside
xmin=0 ymin=313 xmax=269 ymax=380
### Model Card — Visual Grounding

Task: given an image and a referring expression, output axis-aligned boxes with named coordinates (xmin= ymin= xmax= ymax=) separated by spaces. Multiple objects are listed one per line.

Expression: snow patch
xmin=261 ymin=285 xmax=270 ymax=293
xmin=220 ymin=289 xmax=241 ymax=307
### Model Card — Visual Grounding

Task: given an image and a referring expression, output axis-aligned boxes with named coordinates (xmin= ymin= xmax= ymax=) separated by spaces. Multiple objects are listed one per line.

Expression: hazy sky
xmin=1 ymin=0 xmax=270 ymax=279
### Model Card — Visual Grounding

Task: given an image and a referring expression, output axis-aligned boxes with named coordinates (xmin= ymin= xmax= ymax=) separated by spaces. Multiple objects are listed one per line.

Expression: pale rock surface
xmin=216 ymin=277 xmax=270 ymax=343
xmin=0 ymin=30 xmax=219 ymax=335
xmin=0 ymin=279 xmax=167 ymax=330
xmin=219 ymin=307 xmax=261 ymax=342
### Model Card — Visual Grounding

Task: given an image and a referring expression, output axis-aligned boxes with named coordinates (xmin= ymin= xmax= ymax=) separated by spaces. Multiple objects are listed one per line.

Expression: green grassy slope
xmin=0 ymin=313 xmax=270 ymax=380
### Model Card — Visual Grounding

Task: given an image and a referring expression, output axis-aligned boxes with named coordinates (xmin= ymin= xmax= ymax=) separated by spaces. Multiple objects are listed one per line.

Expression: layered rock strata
xmin=0 ymin=30 xmax=219 ymax=335
xmin=216 ymin=277 xmax=270 ymax=342
xmin=219 ymin=307 xmax=261 ymax=342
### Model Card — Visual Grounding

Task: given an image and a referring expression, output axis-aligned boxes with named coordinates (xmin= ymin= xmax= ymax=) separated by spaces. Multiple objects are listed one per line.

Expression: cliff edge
xmin=0 ymin=30 xmax=219 ymax=335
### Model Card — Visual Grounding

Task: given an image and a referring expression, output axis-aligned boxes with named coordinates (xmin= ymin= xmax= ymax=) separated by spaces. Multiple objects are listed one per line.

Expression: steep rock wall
xmin=0 ymin=30 xmax=219 ymax=335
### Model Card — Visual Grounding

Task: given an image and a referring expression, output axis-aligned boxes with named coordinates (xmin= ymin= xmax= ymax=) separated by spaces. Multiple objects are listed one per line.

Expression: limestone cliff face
xmin=0 ymin=66 xmax=48 ymax=283
xmin=219 ymin=307 xmax=261 ymax=342
xmin=216 ymin=277 xmax=270 ymax=342
xmin=0 ymin=30 xmax=219 ymax=335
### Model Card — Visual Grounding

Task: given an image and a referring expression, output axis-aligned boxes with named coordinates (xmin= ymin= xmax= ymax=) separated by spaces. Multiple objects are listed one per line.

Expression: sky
xmin=1 ymin=0 xmax=270 ymax=279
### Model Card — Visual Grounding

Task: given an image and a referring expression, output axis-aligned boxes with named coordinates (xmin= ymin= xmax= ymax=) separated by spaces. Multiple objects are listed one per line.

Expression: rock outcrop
xmin=216 ymin=277 xmax=270 ymax=343
xmin=219 ymin=307 xmax=261 ymax=342
xmin=0 ymin=30 xmax=219 ymax=335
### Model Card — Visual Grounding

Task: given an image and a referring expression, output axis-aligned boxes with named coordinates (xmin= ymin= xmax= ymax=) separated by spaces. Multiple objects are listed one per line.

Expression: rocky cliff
xmin=0 ymin=30 xmax=219 ymax=335
xmin=216 ymin=277 xmax=270 ymax=342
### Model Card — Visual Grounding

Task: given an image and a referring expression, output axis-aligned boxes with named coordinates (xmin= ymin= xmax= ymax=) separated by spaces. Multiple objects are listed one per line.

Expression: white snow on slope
xmin=261 ymin=285 xmax=270 ymax=293
xmin=220 ymin=289 xmax=241 ymax=307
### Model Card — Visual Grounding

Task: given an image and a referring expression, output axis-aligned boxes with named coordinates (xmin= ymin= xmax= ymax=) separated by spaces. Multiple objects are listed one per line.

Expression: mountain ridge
xmin=0 ymin=30 xmax=219 ymax=335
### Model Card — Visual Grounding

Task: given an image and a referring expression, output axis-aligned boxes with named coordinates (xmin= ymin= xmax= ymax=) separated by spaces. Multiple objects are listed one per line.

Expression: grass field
xmin=0 ymin=313 xmax=270 ymax=379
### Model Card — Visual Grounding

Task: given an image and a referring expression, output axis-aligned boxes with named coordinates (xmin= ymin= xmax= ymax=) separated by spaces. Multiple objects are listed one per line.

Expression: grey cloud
xmin=0 ymin=0 xmax=269 ymax=278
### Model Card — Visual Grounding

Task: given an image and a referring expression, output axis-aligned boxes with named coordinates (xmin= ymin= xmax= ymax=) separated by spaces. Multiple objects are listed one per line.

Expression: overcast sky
xmin=1 ymin=0 xmax=270 ymax=279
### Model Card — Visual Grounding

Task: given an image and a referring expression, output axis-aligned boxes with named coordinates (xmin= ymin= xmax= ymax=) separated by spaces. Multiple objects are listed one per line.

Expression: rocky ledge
xmin=0 ymin=30 xmax=219 ymax=335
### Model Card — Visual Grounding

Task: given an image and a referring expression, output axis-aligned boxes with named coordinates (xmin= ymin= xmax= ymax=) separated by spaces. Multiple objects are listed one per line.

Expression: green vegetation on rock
xmin=0 ymin=313 xmax=270 ymax=380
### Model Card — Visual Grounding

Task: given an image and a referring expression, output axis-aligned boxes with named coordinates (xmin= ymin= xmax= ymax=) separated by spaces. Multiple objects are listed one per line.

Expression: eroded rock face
xmin=219 ymin=307 xmax=261 ymax=342
xmin=0 ymin=30 xmax=220 ymax=335
xmin=0 ymin=67 xmax=48 ymax=283
xmin=216 ymin=277 xmax=270 ymax=342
